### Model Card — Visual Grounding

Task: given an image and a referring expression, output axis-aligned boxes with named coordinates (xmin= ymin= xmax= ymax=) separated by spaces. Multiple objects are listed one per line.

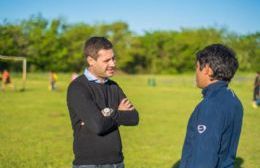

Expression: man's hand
xmin=118 ymin=98 xmax=135 ymax=111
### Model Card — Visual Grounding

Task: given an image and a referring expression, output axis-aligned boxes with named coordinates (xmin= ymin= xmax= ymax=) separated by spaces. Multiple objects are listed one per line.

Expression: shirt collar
xmin=202 ymin=80 xmax=228 ymax=97
xmin=84 ymin=68 xmax=108 ymax=84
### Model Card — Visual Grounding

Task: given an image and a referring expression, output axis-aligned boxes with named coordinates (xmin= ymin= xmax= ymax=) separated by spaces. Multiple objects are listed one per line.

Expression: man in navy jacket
xmin=179 ymin=44 xmax=243 ymax=168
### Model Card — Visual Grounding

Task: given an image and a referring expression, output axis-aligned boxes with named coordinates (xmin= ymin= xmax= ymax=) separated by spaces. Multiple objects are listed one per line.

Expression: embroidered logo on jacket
xmin=197 ymin=125 xmax=207 ymax=134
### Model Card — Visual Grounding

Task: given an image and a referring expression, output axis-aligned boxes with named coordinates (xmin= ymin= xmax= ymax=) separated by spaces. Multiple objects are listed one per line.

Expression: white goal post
xmin=0 ymin=55 xmax=27 ymax=90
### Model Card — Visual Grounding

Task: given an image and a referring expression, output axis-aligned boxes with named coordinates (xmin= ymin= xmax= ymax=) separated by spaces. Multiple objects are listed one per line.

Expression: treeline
xmin=0 ymin=15 xmax=259 ymax=73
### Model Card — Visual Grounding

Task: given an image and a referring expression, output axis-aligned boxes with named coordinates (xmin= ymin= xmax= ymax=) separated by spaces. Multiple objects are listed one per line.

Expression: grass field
xmin=0 ymin=73 xmax=259 ymax=168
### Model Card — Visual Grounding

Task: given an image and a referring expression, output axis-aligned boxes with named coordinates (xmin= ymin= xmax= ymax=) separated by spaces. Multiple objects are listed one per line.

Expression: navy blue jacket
xmin=179 ymin=81 xmax=243 ymax=168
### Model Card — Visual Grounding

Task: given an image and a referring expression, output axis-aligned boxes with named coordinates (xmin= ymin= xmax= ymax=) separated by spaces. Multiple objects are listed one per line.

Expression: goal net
xmin=0 ymin=55 xmax=27 ymax=91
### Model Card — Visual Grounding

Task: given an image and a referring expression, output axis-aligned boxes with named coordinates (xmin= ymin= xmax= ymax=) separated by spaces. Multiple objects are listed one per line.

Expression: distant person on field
xmin=49 ymin=71 xmax=58 ymax=91
xmin=67 ymin=36 xmax=139 ymax=168
xmin=253 ymin=71 xmax=260 ymax=108
xmin=71 ymin=72 xmax=79 ymax=82
xmin=1 ymin=70 xmax=14 ymax=91
xmin=179 ymin=44 xmax=243 ymax=168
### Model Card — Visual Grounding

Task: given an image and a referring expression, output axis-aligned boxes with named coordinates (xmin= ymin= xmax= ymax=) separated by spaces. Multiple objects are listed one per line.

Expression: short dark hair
xmin=84 ymin=37 xmax=113 ymax=60
xmin=196 ymin=44 xmax=239 ymax=82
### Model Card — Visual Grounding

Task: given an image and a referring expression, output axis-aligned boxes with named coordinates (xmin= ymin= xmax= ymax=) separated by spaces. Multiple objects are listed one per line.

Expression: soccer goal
xmin=0 ymin=55 xmax=27 ymax=91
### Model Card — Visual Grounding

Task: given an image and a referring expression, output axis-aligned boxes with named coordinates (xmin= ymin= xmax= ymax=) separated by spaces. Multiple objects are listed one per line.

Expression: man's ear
xmin=204 ymin=64 xmax=214 ymax=80
xmin=204 ymin=64 xmax=213 ymax=76
xmin=87 ymin=56 xmax=95 ymax=66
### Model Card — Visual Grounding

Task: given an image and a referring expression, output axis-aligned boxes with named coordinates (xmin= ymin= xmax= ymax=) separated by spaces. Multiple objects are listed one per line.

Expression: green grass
xmin=0 ymin=73 xmax=259 ymax=168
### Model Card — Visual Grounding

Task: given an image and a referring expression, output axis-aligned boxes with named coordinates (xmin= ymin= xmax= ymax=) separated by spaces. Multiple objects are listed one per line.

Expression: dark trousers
xmin=253 ymin=86 xmax=260 ymax=101
xmin=73 ymin=162 xmax=124 ymax=168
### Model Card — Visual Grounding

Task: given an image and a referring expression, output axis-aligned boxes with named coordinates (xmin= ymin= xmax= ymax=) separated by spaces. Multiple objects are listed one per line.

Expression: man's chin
xmin=105 ymin=73 xmax=114 ymax=77
xmin=106 ymin=71 xmax=115 ymax=77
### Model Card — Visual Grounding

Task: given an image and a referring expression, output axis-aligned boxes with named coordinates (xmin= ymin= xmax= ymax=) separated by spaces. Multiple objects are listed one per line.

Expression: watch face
xmin=102 ymin=108 xmax=113 ymax=117
xmin=103 ymin=108 xmax=110 ymax=113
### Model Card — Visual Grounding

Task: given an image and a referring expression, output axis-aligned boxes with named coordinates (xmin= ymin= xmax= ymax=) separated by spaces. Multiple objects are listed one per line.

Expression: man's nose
xmin=109 ymin=60 xmax=116 ymax=67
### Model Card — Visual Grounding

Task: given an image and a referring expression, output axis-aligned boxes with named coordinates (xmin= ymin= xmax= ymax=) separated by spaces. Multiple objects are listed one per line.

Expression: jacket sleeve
xmin=112 ymin=109 xmax=139 ymax=126
xmin=67 ymin=82 xmax=118 ymax=135
xmin=112 ymin=85 xmax=139 ymax=126
xmin=188 ymin=103 xmax=225 ymax=168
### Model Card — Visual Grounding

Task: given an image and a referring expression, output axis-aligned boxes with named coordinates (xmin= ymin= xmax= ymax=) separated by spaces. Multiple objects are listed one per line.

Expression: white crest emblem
xmin=197 ymin=125 xmax=207 ymax=134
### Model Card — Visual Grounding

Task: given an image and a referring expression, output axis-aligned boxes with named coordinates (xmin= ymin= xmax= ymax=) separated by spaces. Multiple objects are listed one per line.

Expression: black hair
xmin=196 ymin=44 xmax=238 ymax=82
xmin=84 ymin=36 xmax=113 ymax=60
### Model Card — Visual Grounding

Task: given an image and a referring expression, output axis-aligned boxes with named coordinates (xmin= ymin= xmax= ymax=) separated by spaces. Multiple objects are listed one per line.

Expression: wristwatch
xmin=101 ymin=107 xmax=114 ymax=117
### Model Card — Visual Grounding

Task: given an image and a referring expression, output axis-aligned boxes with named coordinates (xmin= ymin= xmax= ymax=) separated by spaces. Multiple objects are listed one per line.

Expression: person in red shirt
xmin=1 ymin=70 xmax=14 ymax=91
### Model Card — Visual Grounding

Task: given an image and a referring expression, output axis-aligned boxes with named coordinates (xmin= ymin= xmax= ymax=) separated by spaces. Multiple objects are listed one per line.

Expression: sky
xmin=0 ymin=0 xmax=259 ymax=35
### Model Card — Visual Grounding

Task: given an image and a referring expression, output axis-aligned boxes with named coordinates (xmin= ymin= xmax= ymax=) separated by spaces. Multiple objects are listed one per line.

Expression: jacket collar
xmin=202 ymin=80 xmax=228 ymax=98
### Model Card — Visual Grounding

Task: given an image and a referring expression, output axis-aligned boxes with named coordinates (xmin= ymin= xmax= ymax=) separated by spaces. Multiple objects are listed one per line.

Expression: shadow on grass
xmin=171 ymin=157 xmax=244 ymax=168
xmin=234 ymin=157 xmax=244 ymax=168
xmin=171 ymin=160 xmax=180 ymax=168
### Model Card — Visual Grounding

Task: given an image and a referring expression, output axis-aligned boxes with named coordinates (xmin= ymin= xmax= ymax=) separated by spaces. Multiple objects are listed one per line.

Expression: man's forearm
xmin=111 ymin=110 xmax=139 ymax=126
